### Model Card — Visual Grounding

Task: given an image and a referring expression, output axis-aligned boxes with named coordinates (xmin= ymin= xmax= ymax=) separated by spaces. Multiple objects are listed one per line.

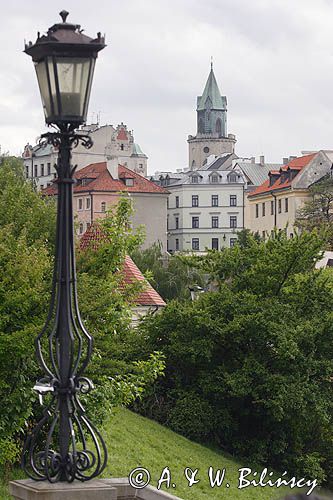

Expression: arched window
xmin=216 ymin=118 xmax=222 ymax=136
xmin=228 ymin=173 xmax=237 ymax=183
xmin=79 ymin=222 xmax=84 ymax=234
xmin=198 ymin=118 xmax=204 ymax=133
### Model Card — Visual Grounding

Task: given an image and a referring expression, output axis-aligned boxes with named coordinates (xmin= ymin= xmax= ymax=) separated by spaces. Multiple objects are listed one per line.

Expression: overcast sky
xmin=1 ymin=0 xmax=333 ymax=173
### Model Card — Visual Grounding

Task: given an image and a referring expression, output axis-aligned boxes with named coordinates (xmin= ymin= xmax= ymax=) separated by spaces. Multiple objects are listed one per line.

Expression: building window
xmin=290 ymin=232 xmax=294 ymax=238
xmin=40 ymin=184 xmax=44 ymax=190
xmin=230 ymin=195 xmax=237 ymax=206
xmin=54 ymin=173 xmax=57 ymax=179
xmin=212 ymin=216 xmax=219 ymax=228
xmin=101 ymin=202 xmax=106 ymax=212
xmin=192 ymin=238 xmax=199 ymax=251
xmin=212 ymin=195 xmax=219 ymax=207
xmin=212 ymin=238 xmax=219 ymax=250
xmin=262 ymin=230 xmax=266 ymax=239
xmin=230 ymin=216 xmax=237 ymax=229
xmin=203 ymin=146 xmax=209 ymax=153
xmin=191 ymin=175 xmax=199 ymax=183
xmin=40 ymin=164 xmax=44 ymax=176
xmin=230 ymin=238 xmax=237 ymax=247
xmin=192 ymin=216 xmax=199 ymax=228
xmin=139 ymin=163 xmax=143 ymax=170
xmin=278 ymin=199 xmax=282 ymax=213
xmin=78 ymin=198 xmax=83 ymax=210
xmin=255 ymin=204 xmax=259 ymax=218
xmin=47 ymin=163 xmax=51 ymax=175
xmin=34 ymin=165 xmax=38 ymax=177
xmin=25 ymin=166 xmax=29 ymax=178
xmin=175 ymin=196 xmax=179 ymax=208
xmin=228 ymin=173 xmax=237 ymax=183
xmin=192 ymin=195 xmax=199 ymax=207
xmin=125 ymin=178 xmax=134 ymax=187
xmin=210 ymin=174 xmax=219 ymax=184
xmin=285 ymin=198 xmax=289 ymax=212
xmin=86 ymin=197 xmax=91 ymax=210
xmin=175 ymin=217 xmax=179 ymax=229
xmin=271 ymin=200 xmax=274 ymax=215
xmin=262 ymin=202 xmax=265 ymax=217
xmin=175 ymin=238 xmax=179 ymax=251
xmin=120 ymin=144 xmax=124 ymax=151
xmin=86 ymin=222 xmax=91 ymax=230
xmin=79 ymin=222 xmax=84 ymax=234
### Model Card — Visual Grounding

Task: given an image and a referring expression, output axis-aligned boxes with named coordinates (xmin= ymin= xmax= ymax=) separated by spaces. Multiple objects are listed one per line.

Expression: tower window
xmin=216 ymin=118 xmax=222 ymax=136
xmin=120 ymin=144 xmax=124 ymax=151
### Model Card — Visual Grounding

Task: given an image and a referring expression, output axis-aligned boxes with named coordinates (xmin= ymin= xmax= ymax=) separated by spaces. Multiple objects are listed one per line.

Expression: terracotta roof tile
xmin=248 ymin=153 xmax=316 ymax=198
xmin=42 ymin=162 xmax=168 ymax=196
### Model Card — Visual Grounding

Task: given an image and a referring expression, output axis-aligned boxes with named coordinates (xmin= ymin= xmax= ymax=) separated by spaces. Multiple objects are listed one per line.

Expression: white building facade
xmin=22 ymin=123 xmax=148 ymax=190
xmin=164 ymin=168 xmax=245 ymax=253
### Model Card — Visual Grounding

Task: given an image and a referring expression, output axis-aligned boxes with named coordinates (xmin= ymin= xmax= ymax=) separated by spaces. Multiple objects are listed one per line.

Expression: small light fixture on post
xmin=23 ymin=12 xmax=107 ymax=483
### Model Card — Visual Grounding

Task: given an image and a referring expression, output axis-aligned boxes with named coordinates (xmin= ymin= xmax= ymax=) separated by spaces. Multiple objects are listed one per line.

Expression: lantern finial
xmin=59 ymin=10 xmax=69 ymax=23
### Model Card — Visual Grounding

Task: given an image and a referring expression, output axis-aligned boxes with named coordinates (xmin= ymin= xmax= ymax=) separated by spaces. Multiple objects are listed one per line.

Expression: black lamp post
xmin=22 ymin=11 xmax=107 ymax=482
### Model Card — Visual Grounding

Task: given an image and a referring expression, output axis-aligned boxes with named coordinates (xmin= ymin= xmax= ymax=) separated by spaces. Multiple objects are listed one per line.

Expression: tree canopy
xmin=138 ymin=231 xmax=333 ymax=485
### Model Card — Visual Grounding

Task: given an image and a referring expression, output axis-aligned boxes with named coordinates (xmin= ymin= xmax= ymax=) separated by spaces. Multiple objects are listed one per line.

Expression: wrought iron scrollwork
xmin=22 ymin=124 xmax=107 ymax=482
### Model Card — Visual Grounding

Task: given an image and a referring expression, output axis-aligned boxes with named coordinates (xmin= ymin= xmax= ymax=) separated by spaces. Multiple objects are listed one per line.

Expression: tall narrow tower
xmin=188 ymin=63 xmax=236 ymax=169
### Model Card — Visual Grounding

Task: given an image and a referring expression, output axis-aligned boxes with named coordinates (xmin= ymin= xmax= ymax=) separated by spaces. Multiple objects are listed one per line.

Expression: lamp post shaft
xmin=57 ymin=132 xmax=74 ymax=477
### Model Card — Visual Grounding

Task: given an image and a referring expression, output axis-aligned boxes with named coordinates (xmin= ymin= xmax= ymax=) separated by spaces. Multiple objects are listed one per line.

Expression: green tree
xmin=296 ymin=175 xmax=333 ymax=247
xmin=138 ymin=231 xmax=333 ymax=485
xmin=131 ymin=243 xmax=205 ymax=301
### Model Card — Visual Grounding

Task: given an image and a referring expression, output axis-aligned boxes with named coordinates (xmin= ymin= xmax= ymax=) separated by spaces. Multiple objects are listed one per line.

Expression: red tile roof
xmin=42 ymin=162 xmax=168 ymax=196
xmin=123 ymin=255 xmax=166 ymax=307
xmin=248 ymin=153 xmax=316 ymax=198
xmin=117 ymin=128 xmax=128 ymax=141
xmin=79 ymin=225 xmax=165 ymax=307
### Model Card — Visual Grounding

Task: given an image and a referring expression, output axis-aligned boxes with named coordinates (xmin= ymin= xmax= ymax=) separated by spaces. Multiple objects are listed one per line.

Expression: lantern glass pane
xmin=56 ymin=57 xmax=91 ymax=118
xmin=35 ymin=61 xmax=52 ymax=119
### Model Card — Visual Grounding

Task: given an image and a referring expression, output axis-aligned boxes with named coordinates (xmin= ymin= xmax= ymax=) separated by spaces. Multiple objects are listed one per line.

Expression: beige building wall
xmin=247 ymin=190 xmax=310 ymax=238
xmin=74 ymin=191 xmax=167 ymax=250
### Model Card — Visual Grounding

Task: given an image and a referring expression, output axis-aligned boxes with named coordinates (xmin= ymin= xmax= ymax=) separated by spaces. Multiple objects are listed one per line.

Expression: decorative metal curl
xmin=22 ymin=126 xmax=107 ymax=482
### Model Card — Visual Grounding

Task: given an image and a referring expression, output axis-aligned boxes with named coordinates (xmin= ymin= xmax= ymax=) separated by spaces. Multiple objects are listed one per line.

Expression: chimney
xmin=251 ymin=157 xmax=255 ymax=163
xmin=259 ymin=155 xmax=265 ymax=165
xmin=283 ymin=158 xmax=289 ymax=165
xmin=106 ymin=156 xmax=119 ymax=179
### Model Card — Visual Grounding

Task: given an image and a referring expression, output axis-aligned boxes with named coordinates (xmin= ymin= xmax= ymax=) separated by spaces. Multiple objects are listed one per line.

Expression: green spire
xmin=197 ymin=63 xmax=225 ymax=111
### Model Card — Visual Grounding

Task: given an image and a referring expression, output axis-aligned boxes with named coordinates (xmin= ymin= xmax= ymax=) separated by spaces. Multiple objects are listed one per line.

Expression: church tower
xmin=188 ymin=63 xmax=236 ymax=169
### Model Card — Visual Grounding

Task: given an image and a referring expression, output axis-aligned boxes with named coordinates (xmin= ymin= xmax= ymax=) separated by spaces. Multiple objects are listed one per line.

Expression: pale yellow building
xmin=246 ymin=151 xmax=333 ymax=238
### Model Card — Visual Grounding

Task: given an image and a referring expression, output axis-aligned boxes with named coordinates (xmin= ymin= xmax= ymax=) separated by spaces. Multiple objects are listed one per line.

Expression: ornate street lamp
xmin=22 ymin=11 xmax=107 ymax=482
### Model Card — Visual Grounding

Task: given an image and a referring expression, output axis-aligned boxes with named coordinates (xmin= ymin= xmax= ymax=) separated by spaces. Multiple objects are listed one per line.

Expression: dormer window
xmin=124 ymin=178 xmax=134 ymax=187
xmin=228 ymin=173 xmax=237 ymax=183
xmin=210 ymin=174 xmax=219 ymax=184
xmin=191 ymin=175 xmax=199 ymax=184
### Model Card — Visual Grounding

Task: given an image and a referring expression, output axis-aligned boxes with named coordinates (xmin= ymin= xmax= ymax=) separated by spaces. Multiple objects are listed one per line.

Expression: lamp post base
xmin=9 ymin=478 xmax=181 ymax=500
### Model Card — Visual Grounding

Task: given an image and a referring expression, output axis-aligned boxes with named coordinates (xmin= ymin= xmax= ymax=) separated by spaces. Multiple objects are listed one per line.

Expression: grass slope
xmin=103 ymin=408 xmax=305 ymax=500
xmin=1 ymin=408 xmax=322 ymax=499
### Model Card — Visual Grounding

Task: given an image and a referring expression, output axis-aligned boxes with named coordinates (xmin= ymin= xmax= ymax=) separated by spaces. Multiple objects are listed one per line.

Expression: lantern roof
xmin=24 ymin=10 xmax=106 ymax=61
